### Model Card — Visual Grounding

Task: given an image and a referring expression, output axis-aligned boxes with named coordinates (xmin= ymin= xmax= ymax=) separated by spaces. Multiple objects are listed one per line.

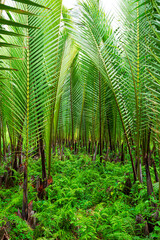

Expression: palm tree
xmin=70 ymin=0 xmax=137 ymax=180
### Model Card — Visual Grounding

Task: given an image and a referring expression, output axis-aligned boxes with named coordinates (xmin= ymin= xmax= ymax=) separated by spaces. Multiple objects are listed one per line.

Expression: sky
xmin=63 ymin=0 xmax=120 ymax=28
xmin=63 ymin=0 xmax=118 ymax=12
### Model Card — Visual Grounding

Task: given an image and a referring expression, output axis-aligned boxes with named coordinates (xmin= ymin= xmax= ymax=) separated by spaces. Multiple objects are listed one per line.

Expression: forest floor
xmin=0 ymin=149 xmax=160 ymax=240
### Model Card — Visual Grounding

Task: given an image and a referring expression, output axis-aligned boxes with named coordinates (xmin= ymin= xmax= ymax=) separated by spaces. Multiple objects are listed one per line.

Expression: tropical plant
xmin=1 ymin=0 xmax=160 ymax=223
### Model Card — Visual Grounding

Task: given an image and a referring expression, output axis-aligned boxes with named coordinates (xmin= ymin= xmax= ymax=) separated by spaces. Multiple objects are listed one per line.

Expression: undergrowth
xmin=0 ymin=150 xmax=160 ymax=239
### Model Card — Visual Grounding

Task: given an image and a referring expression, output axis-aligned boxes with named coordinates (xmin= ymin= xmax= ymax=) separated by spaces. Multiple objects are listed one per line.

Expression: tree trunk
xmin=93 ymin=142 xmax=97 ymax=162
xmin=13 ymin=134 xmax=22 ymax=171
xmin=145 ymin=128 xmax=154 ymax=197
xmin=99 ymin=72 xmax=102 ymax=163
xmin=70 ymin=67 xmax=74 ymax=148
xmin=1 ymin=119 xmax=6 ymax=160
xmin=88 ymin=141 xmax=91 ymax=154
xmin=74 ymin=140 xmax=77 ymax=154
xmin=39 ymin=137 xmax=47 ymax=188
xmin=18 ymin=137 xmax=23 ymax=167
xmin=145 ymin=153 xmax=154 ymax=196
xmin=107 ymin=116 xmax=112 ymax=151
xmin=22 ymin=163 xmax=28 ymax=220
xmin=152 ymin=157 xmax=159 ymax=182
xmin=121 ymin=143 xmax=124 ymax=165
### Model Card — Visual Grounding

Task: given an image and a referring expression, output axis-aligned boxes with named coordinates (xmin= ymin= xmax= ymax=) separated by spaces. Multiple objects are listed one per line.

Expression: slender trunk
xmin=92 ymin=140 xmax=94 ymax=155
xmin=33 ymin=96 xmax=47 ymax=184
xmin=121 ymin=143 xmax=124 ymax=165
xmin=152 ymin=157 xmax=159 ymax=182
xmin=107 ymin=117 xmax=112 ymax=151
xmin=145 ymin=153 xmax=154 ymax=196
xmin=1 ymin=119 xmax=6 ymax=160
xmin=99 ymin=72 xmax=102 ymax=162
xmin=22 ymin=163 xmax=28 ymax=220
xmin=16 ymin=135 xmax=22 ymax=166
xmin=48 ymin=114 xmax=53 ymax=178
xmin=39 ymin=137 xmax=47 ymax=188
xmin=85 ymin=124 xmax=87 ymax=152
xmin=70 ymin=67 xmax=74 ymax=148
xmin=74 ymin=140 xmax=77 ymax=154
xmin=66 ymin=139 xmax=68 ymax=148
xmin=22 ymin=20 xmax=29 ymax=220
xmin=13 ymin=146 xmax=18 ymax=171
xmin=8 ymin=127 xmax=14 ymax=168
xmin=19 ymin=137 xmax=22 ymax=167
xmin=13 ymin=134 xmax=22 ymax=171
xmin=126 ymin=133 xmax=137 ymax=182
xmin=105 ymin=147 xmax=110 ymax=161
xmin=93 ymin=142 xmax=98 ymax=162
xmin=11 ymin=143 xmax=15 ymax=170
xmin=145 ymin=128 xmax=154 ymax=196
xmin=142 ymin=136 xmax=146 ymax=166
xmin=97 ymin=142 xmax=100 ymax=155
xmin=85 ymin=141 xmax=87 ymax=152
xmin=36 ymin=137 xmax=40 ymax=157
xmin=102 ymin=140 xmax=105 ymax=152
xmin=136 ymin=2 xmax=142 ymax=183
xmin=88 ymin=140 xmax=91 ymax=154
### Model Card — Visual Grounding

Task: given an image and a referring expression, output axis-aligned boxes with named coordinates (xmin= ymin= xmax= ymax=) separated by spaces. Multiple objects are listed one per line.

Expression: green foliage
xmin=0 ymin=186 xmax=33 ymax=239
xmin=0 ymin=151 xmax=158 ymax=239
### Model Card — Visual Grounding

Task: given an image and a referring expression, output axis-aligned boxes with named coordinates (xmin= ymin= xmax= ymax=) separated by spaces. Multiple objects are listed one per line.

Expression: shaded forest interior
xmin=0 ymin=0 xmax=160 ymax=239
